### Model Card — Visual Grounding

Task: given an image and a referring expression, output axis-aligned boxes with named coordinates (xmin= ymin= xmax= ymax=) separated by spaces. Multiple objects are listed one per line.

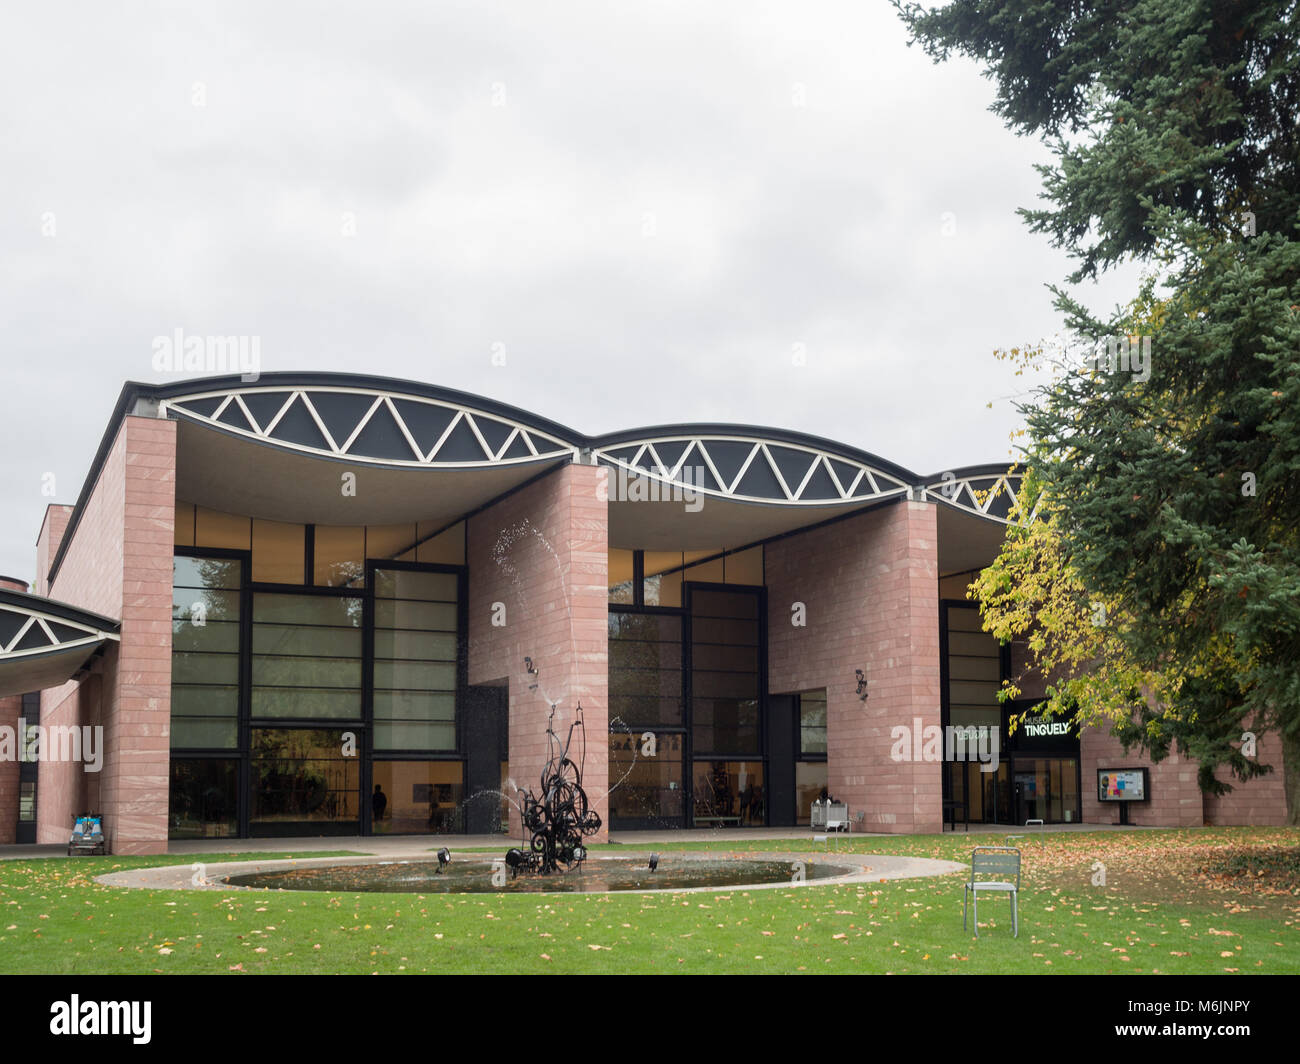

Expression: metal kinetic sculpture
xmin=505 ymin=700 xmax=602 ymax=877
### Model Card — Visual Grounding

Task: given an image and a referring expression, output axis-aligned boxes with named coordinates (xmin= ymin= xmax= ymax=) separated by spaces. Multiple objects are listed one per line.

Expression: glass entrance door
xmin=1013 ymin=770 xmax=1040 ymax=823
xmin=1010 ymin=758 xmax=1081 ymax=824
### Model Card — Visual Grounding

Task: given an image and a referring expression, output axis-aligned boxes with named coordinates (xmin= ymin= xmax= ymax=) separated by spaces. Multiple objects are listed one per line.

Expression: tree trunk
xmin=1283 ymin=729 xmax=1300 ymax=826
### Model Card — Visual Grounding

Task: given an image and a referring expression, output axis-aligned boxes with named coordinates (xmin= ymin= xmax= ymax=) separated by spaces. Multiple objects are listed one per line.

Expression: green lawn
xmin=1 ymin=828 xmax=1296 ymax=974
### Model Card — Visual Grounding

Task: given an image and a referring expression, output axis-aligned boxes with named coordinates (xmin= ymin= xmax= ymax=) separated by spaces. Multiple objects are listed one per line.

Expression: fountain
xmin=506 ymin=697 xmax=602 ymax=876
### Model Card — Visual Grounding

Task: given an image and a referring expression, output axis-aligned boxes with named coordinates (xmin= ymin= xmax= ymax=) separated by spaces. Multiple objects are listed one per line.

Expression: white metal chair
xmin=963 ymin=846 xmax=1021 ymax=938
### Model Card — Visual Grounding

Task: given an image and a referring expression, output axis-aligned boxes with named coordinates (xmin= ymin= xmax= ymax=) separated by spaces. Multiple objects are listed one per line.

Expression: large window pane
xmin=608 ymin=611 xmax=683 ymax=727
xmin=250 ymin=728 xmax=360 ymax=833
xmin=251 ymin=592 xmax=362 ymax=719
xmin=172 ymin=555 xmax=243 ymax=750
xmin=682 ymin=556 xmax=724 ymax=583
xmin=608 ymin=731 xmax=684 ymax=825
xmin=374 ymin=569 xmax=457 ymax=602
xmin=371 ymin=761 xmax=464 ymax=833
xmin=799 ymin=689 xmax=827 ymax=755
xmin=373 ymin=567 xmax=459 ymax=751
xmin=374 ymin=629 xmax=457 ymax=660
xmin=174 ymin=556 xmax=241 ymax=591
xmin=252 ymin=593 xmax=363 ymax=626
xmin=690 ymin=588 xmax=761 ymax=755
xmin=692 ymin=760 xmax=764 ymax=826
xmin=374 ymin=599 xmax=457 ymax=630
xmin=253 ymin=624 xmax=359 ymax=658
xmin=169 ymin=758 xmax=238 ymax=838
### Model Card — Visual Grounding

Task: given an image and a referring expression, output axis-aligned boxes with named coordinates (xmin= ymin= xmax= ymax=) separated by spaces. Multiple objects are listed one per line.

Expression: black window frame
xmin=169 ymin=539 xmax=470 ymax=838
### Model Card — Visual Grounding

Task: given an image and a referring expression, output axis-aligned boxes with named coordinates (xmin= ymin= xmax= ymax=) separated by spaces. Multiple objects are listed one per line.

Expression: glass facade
xmin=169 ymin=758 xmax=238 ymax=838
xmin=171 ymin=556 xmax=242 ymax=749
xmin=371 ymin=760 xmax=464 ymax=833
xmin=690 ymin=588 xmax=761 ymax=758
xmin=608 ymin=612 xmax=683 ymax=727
xmin=799 ymin=689 xmax=827 ymax=755
xmin=606 ymin=557 xmax=766 ymax=829
xmin=795 ymin=688 xmax=828 ymax=824
xmin=1012 ymin=757 xmax=1080 ymax=823
xmin=251 ymin=593 xmax=363 ymax=719
xmin=168 ymin=506 xmax=471 ymax=838
xmin=608 ymin=730 xmax=685 ymax=824
xmin=692 ymin=760 xmax=764 ymax=826
xmin=17 ymin=781 xmax=36 ymax=823
xmin=373 ymin=568 xmax=459 ymax=750
xmin=250 ymin=728 xmax=360 ymax=834
xmin=940 ymin=601 xmax=1081 ymax=824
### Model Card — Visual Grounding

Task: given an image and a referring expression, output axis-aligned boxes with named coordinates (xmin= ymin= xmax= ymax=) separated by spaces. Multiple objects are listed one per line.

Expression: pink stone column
xmin=35 ymin=506 xmax=73 ymax=598
xmin=467 ymin=463 xmax=609 ymax=842
xmin=767 ymin=500 xmax=941 ymax=833
xmin=39 ymin=414 xmax=175 ymax=854
xmin=109 ymin=416 xmax=176 ymax=853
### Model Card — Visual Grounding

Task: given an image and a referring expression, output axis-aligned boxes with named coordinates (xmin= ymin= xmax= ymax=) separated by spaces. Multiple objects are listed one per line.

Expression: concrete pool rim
xmin=95 ymin=849 xmax=967 ymax=896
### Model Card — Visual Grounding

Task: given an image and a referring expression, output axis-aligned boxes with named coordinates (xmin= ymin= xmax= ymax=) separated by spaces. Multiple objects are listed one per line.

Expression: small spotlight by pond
xmin=437 ymin=848 xmax=451 ymax=873
xmin=648 ymin=853 xmax=659 ymax=872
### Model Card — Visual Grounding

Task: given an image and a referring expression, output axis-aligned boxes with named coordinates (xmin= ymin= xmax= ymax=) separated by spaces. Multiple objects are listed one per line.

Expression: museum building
xmin=0 ymin=372 xmax=1287 ymax=853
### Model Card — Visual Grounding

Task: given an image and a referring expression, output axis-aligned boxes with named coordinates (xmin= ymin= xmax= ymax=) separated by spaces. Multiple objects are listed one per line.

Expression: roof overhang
xmin=46 ymin=372 xmax=1035 ymax=582
xmin=160 ymin=379 xmax=578 ymax=525
xmin=595 ymin=427 xmax=914 ymax=549
xmin=0 ymin=590 xmax=120 ymax=697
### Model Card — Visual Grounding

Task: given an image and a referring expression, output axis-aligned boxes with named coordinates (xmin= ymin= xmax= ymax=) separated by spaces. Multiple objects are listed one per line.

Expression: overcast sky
xmin=0 ymin=1 xmax=1140 ymax=584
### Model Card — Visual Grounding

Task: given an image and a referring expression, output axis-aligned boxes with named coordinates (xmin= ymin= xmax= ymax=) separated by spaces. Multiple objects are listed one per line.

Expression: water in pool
xmin=223 ymin=856 xmax=853 ymax=894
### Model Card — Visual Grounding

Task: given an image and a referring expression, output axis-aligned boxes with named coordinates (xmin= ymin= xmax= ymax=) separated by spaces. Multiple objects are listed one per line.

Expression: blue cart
xmin=67 ymin=814 xmax=106 ymax=856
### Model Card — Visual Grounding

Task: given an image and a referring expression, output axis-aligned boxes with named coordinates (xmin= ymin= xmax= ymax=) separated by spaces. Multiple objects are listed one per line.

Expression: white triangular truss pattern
xmin=922 ymin=472 xmax=1036 ymax=526
xmin=592 ymin=436 xmax=911 ymax=505
xmin=161 ymin=386 xmax=575 ymax=467
xmin=0 ymin=604 xmax=120 ymax=660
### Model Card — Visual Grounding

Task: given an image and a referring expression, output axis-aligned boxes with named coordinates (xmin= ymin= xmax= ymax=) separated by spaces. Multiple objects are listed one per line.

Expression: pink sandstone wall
xmin=35 ymin=505 xmax=73 ymax=598
xmin=34 ymin=673 xmax=105 ymax=842
xmin=467 ymin=463 xmax=609 ymax=841
xmin=766 ymin=500 xmax=941 ymax=834
xmin=1203 ymin=728 xmax=1288 ymax=826
xmin=0 ymin=576 xmax=29 ymax=842
xmin=37 ymin=415 xmax=176 ymax=854
xmin=1080 ymin=722 xmax=1202 ymax=827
